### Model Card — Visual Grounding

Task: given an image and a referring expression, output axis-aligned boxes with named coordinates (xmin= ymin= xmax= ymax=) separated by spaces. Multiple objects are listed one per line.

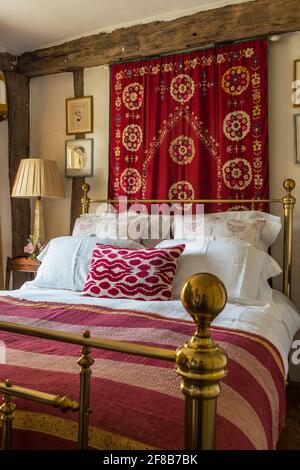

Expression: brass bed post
xmin=176 ymin=273 xmax=228 ymax=450
xmin=0 ymin=380 xmax=16 ymax=450
xmin=282 ymin=179 xmax=296 ymax=299
xmin=77 ymin=330 xmax=94 ymax=450
xmin=81 ymin=183 xmax=91 ymax=215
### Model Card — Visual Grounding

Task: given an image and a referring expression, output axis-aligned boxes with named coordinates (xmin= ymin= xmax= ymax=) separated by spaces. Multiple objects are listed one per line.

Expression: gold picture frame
xmin=293 ymin=113 xmax=300 ymax=163
xmin=293 ymin=60 xmax=300 ymax=107
xmin=65 ymin=138 xmax=94 ymax=178
xmin=66 ymin=96 xmax=93 ymax=135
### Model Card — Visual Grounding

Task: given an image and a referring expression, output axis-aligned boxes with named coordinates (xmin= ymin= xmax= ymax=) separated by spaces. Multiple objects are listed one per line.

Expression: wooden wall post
xmin=70 ymin=69 xmax=86 ymax=234
xmin=5 ymin=72 xmax=31 ymax=288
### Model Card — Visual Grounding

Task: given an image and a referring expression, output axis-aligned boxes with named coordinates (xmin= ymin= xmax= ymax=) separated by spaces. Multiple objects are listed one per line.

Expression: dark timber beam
xmin=0 ymin=52 xmax=17 ymax=72
xmin=5 ymin=72 xmax=31 ymax=288
xmin=70 ymin=69 xmax=85 ymax=234
xmin=18 ymin=0 xmax=300 ymax=77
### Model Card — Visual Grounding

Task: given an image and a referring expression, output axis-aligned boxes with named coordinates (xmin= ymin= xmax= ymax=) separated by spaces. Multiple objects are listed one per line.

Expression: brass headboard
xmin=80 ymin=178 xmax=296 ymax=299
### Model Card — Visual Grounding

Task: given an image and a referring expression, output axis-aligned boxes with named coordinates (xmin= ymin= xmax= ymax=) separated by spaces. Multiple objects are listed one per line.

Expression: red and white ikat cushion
xmin=82 ymin=243 xmax=185 ymax=301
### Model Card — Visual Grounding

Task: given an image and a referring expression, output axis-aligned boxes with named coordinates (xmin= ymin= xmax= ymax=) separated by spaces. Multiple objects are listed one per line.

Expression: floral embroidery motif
xmin=252 ymin=89 xmax=261 ymax=103
xmin=115 ymin=97 xmax=121 ymax=110
xmin=253 ymin=104 xmax=261 ymax=118
xmin=227 ymin=144 xmax=247 ymax=154
xmin=251 ymin=72 xmax=260 ymax=87
xmin=251 ymin=67 xmax=263 ymax=190
xmin=222 ymin=158 xmax=252 ymax=190
xmin=221 ymin=66 xmax=250 ymax=95
xmin=253 ymin=156 xmax=262 ymax=170
xmin=254 ymin=173 xmax=263 ymax=189
xmin=169 ymin=135 xmax=195 ymax=165
xmin=244 ymin=48 xmax=254 ymax=58
xmin=125 ymin=155 xmax=138 ymax=163
xmin=253 ymin=140 xmax=262 ymax=152
xmin=170 ymin=74 xmax=195 ymax=104
xmin=122 ymin=124 xmax=143 ymax=152
xmin=168 ymin=181 xmax=195 ymax=200
xmin=142 ymin=107 xmax=221 ymax=199
xmin=120 ymin=168 xmax=142 ymax=194
xmin=223 ymin=111 xmax=250 ymax=141
xmin=113 ymin=47 xmax=255 ymax=82
xmin=122 ymin=83 xmax=144 ymax=110
xmin=114 ymin=147 xmax=121 ymax=158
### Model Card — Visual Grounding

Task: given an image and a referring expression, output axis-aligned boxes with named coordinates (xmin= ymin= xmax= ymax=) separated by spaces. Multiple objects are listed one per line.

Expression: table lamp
xmin=11 ymin=158 xmax=65 ymax=241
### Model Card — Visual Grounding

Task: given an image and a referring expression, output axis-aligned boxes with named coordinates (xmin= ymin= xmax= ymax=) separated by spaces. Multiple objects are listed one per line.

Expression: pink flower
xmin=24 ymin=242 xmax=34 ymax=255
xmin=24 ymin=234 xmax=47 ymax=259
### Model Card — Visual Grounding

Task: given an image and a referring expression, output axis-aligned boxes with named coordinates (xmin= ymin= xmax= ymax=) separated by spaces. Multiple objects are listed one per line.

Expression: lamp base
xmin=33 ymin=197 xmax=45 ymax=241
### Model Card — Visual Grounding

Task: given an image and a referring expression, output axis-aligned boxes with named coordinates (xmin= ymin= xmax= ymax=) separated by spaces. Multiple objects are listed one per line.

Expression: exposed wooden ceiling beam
xmin=0 ymin=52 xmax=17 ymax=72
xmin=18 ymin=0 xmax=300 ymax=77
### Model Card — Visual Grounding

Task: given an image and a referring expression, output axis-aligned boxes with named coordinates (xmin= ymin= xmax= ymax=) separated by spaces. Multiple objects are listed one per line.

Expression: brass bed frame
xmin=0 ymin=178 xmax=296 ymax=451
xmin=81 ymin=178 xmax=296 ymax=299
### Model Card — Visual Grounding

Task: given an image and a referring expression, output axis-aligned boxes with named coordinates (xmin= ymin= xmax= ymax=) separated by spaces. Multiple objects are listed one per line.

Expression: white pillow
xmin=140 ymin=215 xmax=172 ymax=248
xmin=32 ymin=236 xmax=143 ymax=291
xmin=156 ymin=238 xmax=281 ymax=302
xmin=172 ymin=211 xmax=281 ymax=252
xmin=74 ymin=213 xmax=174 ymax=247
xmin=72 ymin=213 xmax=143 ymax=242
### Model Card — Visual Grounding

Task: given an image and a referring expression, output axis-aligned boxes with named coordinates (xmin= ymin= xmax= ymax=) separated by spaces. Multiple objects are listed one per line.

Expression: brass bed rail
xmin=0 ymin=379 xmax=79 ymax=450
xmin=0 ymin=273 xmax=227 ymax=451
xmin=81 ymin=178 xmax=296 ymax=299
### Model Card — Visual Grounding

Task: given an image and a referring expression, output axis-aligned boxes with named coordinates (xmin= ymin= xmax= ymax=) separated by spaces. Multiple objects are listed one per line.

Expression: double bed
xmin=0 ymin=179 xmax=299 ymax=450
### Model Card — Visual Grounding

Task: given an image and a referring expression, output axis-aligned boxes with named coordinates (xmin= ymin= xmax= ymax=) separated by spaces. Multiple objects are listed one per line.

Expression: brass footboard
xmin=0 ymin=379 xmax=79 ymax=449
xmin=0 ymin=273 xmax=227 ymax=450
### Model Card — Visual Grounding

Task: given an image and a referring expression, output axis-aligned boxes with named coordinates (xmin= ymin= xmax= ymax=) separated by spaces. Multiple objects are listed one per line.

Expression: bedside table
xmin=5 ymin=256 xmax=40 ymax=291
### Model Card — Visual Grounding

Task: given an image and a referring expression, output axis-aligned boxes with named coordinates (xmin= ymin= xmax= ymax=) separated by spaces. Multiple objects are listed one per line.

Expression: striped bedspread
xmin=0 ymin=296 xmax=285 ymax=450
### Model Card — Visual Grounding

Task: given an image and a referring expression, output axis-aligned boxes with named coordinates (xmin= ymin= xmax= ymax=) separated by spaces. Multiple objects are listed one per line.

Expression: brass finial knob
xmin=82 ymin=330 xmax=90 ymax=339
xmin=181 ymin=273 xmax=227 ymax=327
xmin=283 ymin=178 xmax=296 ymax=193
xmin=82 ymin=183 xmax=90 ymax=193
xmin=53 ymin=394 xmax=80 ymax=412
xmin=5 ymin=379 xmax=13 ymax=388
xmin=176 ymin=273 xmax=228 ymax=406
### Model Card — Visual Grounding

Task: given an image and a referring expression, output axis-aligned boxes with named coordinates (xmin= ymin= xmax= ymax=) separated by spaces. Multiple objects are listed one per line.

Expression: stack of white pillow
xmin=28 ymin=210 xmax=282 ymax=305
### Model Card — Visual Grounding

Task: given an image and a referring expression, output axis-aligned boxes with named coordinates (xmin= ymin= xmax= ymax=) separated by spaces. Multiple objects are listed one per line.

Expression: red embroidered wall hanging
xmin=109 ymin=39 xmax=268 ymax=211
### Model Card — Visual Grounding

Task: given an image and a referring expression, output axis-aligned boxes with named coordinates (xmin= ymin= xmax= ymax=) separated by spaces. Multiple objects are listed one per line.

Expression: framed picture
xmin=293 ymin=60 xmax=300 ymax=107
xmin=65 ymin=138 xmax=94 ymax=177
xmin=66 ymin=96 xmax=93 ymax=134
xmin=293 ymin=113 xmax=300 ymax=163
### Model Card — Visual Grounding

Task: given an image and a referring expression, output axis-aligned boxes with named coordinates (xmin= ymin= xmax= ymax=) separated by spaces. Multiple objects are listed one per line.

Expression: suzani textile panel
xmin=109 ymin=39 xmax=268 ymax=211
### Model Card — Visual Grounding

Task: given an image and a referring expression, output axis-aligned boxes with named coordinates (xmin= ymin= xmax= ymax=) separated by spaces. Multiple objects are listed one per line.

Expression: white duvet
xmin=0 ymin=283 xmax=300 ymax=377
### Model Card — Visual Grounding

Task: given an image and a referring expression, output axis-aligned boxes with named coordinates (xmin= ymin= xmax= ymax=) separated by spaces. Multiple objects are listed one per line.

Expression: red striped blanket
xmin=0 ymin=296 xmax=285 ymax=450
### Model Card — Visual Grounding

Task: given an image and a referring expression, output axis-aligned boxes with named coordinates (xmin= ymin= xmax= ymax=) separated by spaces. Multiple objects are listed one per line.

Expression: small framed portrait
xmin=294 ymin=114 xmax=300 ymax=163
xmin=293 ymin=60 xmax=300 ymax=107
xmin=65 ymin=138 xmax=94 ymax=177
xmin=66 ymin=96 xmax=93 ymax=134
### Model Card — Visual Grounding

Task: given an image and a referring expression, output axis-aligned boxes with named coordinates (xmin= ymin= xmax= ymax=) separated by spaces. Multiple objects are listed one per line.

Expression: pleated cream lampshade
xmin=12 ymin=158 xmax=65 ymax=198
xmin=12 ymin=158 xmax=65 ymax=240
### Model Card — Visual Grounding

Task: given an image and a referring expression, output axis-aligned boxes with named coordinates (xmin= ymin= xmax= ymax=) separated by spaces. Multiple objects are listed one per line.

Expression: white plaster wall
xmin=30 ymin=66 xmax=110 ymax=242
xmin=30 ymin=73 xmax=74 ymax=241
xmin=84 ymin=66 xmax=110 ymax=202
xmin=0 ymin=120 xmax=11 ymax=281
xmin=269 ymin=32 xmax=300 ymax=309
